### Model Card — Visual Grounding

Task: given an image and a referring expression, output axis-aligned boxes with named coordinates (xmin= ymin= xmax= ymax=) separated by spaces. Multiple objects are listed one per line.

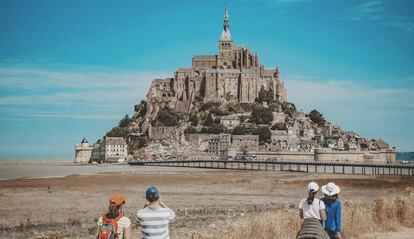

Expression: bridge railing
xmin=128 ymin=159 xmax=414 ymax=176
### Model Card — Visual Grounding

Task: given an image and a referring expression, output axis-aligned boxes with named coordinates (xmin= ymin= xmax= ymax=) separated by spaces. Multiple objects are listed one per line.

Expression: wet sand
xmin=0 ymin=160 xmax=222 ymax=180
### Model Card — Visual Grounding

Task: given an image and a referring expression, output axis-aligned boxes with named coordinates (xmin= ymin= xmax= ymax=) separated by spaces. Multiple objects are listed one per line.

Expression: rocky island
xmin=75 ymin=3 xmax=395 ymax=164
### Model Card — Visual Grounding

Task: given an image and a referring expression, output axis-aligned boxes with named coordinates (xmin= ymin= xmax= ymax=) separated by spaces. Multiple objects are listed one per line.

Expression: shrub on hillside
xmin=232 ymin=126 xmax=270 ymax=145
xmin=257 ymin=89 xmax=275 ymax=104
xmin=199 ymin=102 xmax=221 ymax=111
xmin=250 ymin=106 xmax=273 ymax=125
xmin=118 ymin=114 xmax=132 ymax=128
xmin=199 ymin=125 xmax=228 ymax=134
xmin=106 ymin=127 xmax=129 ymax=138
xmin=135 ymin=100 xmax=147 ymax=118
xmin=308 ymin=109 xmax=326 ymax=127
xmin=189 ymin=113 xmax=199 ymax=126
xmin=271 ymin=122 xmax=286 ymax=130
xmin=281 ymin=102 xmax=296 ymax=117
xmin=155 ymin=107 xmax=181 ymax=127
xmin=184 ymin=126 xmax=198 ymax=134
xmin=204 ymin=113 xmax=214 ymax=126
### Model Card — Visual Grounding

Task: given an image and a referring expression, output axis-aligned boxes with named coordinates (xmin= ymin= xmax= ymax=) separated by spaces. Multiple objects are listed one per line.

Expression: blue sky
xmin=0 ymin=0 xmax=413 ymax=158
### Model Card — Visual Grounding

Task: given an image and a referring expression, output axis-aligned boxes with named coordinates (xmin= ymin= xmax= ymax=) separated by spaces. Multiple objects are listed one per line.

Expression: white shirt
xmin=299 ymin=197 xmax=326 ymax=220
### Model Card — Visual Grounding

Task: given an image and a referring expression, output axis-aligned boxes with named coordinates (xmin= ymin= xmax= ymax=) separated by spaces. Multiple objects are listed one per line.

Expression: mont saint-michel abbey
xmin=147 ymin=4 xmax=287 ymax=109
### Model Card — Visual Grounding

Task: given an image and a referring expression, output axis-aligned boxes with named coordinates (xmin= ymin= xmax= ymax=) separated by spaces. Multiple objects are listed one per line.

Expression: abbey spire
xmin=220 ymin=0 xmax=232 ymax=43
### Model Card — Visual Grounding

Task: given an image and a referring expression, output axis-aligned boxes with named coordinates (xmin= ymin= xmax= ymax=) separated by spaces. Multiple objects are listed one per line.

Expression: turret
xmin=274 ymin=66 xmax=280 ymax=80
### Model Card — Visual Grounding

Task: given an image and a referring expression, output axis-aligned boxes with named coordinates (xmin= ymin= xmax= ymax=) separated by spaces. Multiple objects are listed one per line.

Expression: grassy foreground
xmin=1 ymin=195 xmax=413 ymax=239
xmin=189 ymin=195 xmax=414 ymax=239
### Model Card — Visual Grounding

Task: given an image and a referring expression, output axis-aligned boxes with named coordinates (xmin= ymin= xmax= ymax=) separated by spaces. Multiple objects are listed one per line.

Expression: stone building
xmin=139 ymin=2 xmax=287 ymax=132
xmin=101 ymin=137 xmax=128 ymax=163
xmin=220 ymin=115 xmax=241 ymax=129
xmin=74 ymin=137 xmax=93 ymax=164
xmin=208 ymin=134 xmax=231 ymax=159
xmin=90 ymin=139 xmax=105 ymax=163
xmin=231 ymin=135 xmax=259 ymax=151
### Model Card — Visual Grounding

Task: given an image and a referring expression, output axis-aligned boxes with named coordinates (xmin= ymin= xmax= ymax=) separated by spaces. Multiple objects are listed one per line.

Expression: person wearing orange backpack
xmin=97 ymin=192 xmax=131 ymax=239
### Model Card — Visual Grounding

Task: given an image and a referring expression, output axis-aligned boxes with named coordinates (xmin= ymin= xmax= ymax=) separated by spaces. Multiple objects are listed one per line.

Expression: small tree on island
xmin=308 ymin=109 xmax=326 ymax=127
xmin=250 ymin=106 xmax=273 ymax=125
xmin=204 ymin=113 xmax=214 ymax=126
xmin=155 ymin=107 xmax=181 ymax=127
xmin=118 ymin=114 xmax=132 ymax=128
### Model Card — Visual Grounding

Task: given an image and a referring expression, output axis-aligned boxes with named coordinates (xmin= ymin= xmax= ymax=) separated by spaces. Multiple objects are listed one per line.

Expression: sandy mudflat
xmin=0 ymin=160 xmax=222 ymax=180
xmin=0 ymin=161 xmax=413 ymax=238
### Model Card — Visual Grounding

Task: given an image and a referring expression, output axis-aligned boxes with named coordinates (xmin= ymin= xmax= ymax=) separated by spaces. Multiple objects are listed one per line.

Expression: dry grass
xmin=1 ymin=195 xmax=413 ymax=239
xmin=188 ymin=195 xmax=414 ymax=239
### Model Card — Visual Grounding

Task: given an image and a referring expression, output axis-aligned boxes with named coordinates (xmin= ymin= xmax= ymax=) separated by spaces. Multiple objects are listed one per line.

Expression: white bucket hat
xmin=321 ymin=182 xmax=341 ymax=196
xmin=307 ymin=182 xmax=319 ymax=192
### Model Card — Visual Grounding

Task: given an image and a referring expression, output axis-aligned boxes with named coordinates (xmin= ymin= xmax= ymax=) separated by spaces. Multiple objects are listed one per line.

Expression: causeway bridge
xmin=128 ymin=159 xmax=414 ymax=176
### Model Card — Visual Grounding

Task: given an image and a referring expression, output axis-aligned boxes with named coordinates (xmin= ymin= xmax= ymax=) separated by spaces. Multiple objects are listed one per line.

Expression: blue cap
xmin=146 ymin=186 xmax=160 ymax=199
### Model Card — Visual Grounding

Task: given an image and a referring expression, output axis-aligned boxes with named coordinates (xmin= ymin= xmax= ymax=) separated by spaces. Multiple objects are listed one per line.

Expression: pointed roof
xmin=81 ymin=137 xmax=88 ymax=144
xmin=220 ymin=0 xmax=232 ymax=42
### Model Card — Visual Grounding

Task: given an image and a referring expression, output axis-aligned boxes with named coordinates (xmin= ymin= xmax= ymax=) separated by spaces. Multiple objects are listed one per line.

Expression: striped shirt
xmin=137 ymin=206 xmax=176 ymax=239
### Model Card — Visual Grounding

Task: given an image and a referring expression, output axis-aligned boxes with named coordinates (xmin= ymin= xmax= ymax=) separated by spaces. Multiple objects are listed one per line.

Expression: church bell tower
xmin=219 ymin=0 xmax=234 ymax=52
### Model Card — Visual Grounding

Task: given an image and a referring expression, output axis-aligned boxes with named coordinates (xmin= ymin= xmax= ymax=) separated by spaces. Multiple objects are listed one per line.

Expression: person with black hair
xmin=299 ymin=182 xmax=326 ymax=221
xmin=296 ymin=182 xmax=329 ymax=239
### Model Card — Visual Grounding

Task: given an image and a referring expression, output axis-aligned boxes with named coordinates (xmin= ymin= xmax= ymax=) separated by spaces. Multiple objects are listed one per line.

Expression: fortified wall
xmin=251 ymin=149 xmax=395 ymax=163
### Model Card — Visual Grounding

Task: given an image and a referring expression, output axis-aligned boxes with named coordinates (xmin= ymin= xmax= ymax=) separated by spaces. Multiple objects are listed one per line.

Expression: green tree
xmin=232 ymin=126 xmax=248 ymax=135
xmin=155 ymin=107 xmax=181 ymax=126
xmin=137 ymin=101 xmax=147 ymax=118
xmin=257 ymin=89 xmax=275 ymax=104
xmin=189 ymin=113 xmax=199 ymax=126
xmin=184 ymin=126 xmax=198 ymax=134
xmin=204 ymin=113 xmax=214 ymax=126
xmin=106 ymin=127 xmax=129 ymax=138
xmin=308 ymin=109 xmax=326 ymax=127
xmin=199 ymin=125 xmax=228 ymax=134
xmin=119 ymin=114 xmax=132 ymax=128
xmin=199 ymin=102 xmax=221 ymax=111
xmin=253 ymin=127 xmax=271 ymax=145
xmin=250 ymin=106 xmax=273 ymax=125
xmin=282 ymin=102 xmax=296 ymax=117
xmin=271 ymin=122 xmax=286 ymax=130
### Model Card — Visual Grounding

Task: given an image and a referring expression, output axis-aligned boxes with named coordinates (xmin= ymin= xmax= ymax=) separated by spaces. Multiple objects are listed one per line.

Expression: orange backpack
xmin=97 ymin=213 xmax=123 ymax=239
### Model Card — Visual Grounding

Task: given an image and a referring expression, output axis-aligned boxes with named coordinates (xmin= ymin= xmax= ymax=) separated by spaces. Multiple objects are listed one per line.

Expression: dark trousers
xmin=326 ymin=230 xmax=338 ymax=239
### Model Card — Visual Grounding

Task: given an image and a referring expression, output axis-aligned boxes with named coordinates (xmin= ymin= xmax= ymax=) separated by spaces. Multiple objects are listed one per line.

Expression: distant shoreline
xmin=0 ymin=161 xmax=223 ymax=181
xmin=0 ymin=158 xmax=72 ymax=161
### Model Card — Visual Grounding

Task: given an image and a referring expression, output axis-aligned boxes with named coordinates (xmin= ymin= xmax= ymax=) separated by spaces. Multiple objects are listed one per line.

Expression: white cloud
xmin=0 ymin=65 xmax=168 ymax=119
xmin=285 ymin=76 xmax=414 ymax=150
xmin=0 ymin=66 xmax=167 ymax=90
xmin=342 ymin=1 xmax=414 ymax=32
